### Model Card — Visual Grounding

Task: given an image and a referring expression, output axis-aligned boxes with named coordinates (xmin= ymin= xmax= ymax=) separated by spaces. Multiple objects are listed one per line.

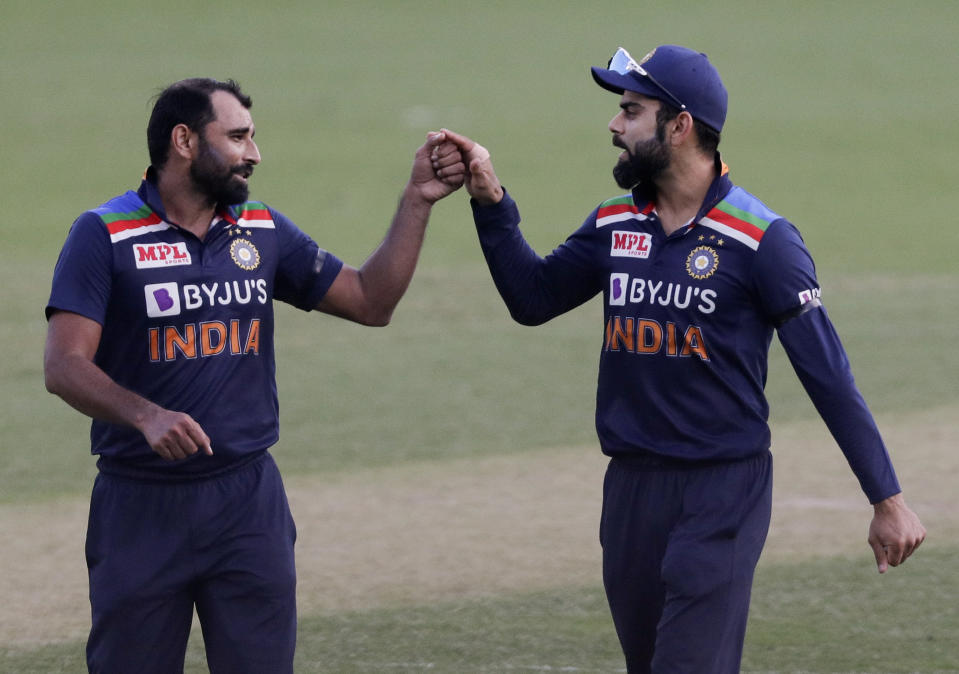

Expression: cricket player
xmin=43 ymin=78 xmax=465 ymax=673
xmin=440 ymin=45 xmax=926 ymax=672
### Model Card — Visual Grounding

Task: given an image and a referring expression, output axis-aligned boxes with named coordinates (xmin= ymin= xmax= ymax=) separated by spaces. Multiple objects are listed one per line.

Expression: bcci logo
xmin=686 ymin=246 xmax=719 ymax=280
xmin=230 ymin=238 xmax=260 ymax=271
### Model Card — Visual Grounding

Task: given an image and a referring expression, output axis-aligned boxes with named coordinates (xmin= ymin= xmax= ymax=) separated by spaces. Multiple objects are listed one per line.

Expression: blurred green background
xmin=4 ymin=0 xmax=957 ymax=501
xmin=1 ymin=1 xmax=956 ymax=671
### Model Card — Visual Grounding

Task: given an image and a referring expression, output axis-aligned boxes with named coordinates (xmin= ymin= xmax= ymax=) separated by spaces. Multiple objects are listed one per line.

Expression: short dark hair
xmin=656 ymin=101 xmax=721 ymax=156
xmin=147 ymin=78 xmax=252 ymax=169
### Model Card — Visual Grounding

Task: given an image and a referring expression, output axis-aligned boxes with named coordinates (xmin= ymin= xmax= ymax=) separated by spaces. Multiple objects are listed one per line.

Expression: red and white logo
xmin=610 ymin=231 xmax=652 ymax=259
xmin=133 ymin=243 xmax=192 ymax=269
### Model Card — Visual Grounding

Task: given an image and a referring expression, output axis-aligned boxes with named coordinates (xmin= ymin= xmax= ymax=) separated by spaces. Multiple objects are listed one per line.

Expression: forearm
xmin=791 ymin=320 xmax=927 ymax=571
xmin=352 ymin=184 xmax=433 ymax=325
xmin=45 ymin=351 xmax=159 ymax=432
xmin=778 ymin=310 xmax=900 ymax=502
xmin=472 ymin=191 xmax=596 ymax=325
xmin=45 ymin=345 xmax=211 ymax=460
xmin=480 ymin=225 xmax=556 ymax=326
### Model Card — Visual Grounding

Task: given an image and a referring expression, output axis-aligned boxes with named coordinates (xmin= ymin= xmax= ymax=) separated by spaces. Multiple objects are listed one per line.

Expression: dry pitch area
xmin=2 ymin=404 xmax=955 ymax=649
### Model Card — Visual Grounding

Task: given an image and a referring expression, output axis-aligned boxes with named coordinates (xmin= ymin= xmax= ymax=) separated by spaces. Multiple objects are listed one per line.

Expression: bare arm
xmin=315 ymin=131 xmax=466 ymax=325
xmin=44 ymin=311 xmax=212 ymax=461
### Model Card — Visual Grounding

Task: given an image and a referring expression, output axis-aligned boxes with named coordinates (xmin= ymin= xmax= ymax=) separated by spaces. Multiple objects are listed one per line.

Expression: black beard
xmin=190 ymin=138 xmax=253 ymax=205
xmin=613 ymin=135 xmax=670 ymax=190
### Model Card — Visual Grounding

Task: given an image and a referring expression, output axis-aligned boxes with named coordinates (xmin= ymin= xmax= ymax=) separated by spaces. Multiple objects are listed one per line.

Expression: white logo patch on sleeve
xmin=798 ymin=287 xmax=822 ymax=305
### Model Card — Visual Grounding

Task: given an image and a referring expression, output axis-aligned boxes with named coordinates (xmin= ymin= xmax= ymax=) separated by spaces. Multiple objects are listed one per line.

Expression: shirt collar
xmin=137 ymin=167 xmax=171 ymax=222
xmin=694 ymin=152 xmax=733 ymax=223
xmin=630 ymin=152 xmax=733 ymax=235
xmin=137 ymin=167 xmax=240 ymax=227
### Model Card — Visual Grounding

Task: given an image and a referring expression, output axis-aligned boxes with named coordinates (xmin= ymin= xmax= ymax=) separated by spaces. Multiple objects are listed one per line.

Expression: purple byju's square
xmin=612 ymin=277 xmax=624 ymax=301
xmin=153 ymin=288 xmax=175 ymax=312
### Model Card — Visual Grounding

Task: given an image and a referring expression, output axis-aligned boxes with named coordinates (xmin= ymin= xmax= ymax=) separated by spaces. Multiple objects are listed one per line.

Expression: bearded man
xmin=44 ymin=77 xmax=465 ymax=673
xmin=440 ymin=45 xmax=924 ymax=673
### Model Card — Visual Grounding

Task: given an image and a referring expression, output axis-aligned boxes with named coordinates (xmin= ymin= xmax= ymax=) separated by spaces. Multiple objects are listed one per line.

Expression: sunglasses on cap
xmin=607 ymin=47 xmax=687 ymax=112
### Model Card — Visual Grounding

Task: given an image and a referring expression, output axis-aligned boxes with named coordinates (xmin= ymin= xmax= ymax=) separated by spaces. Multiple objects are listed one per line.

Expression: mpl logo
xmin=611 ymin=231 xmax=652 ymax=258
xmin=134 ymin=243 xmax=191 ymax=269
xmin=145 ymin=282 xmax=181 ymax=317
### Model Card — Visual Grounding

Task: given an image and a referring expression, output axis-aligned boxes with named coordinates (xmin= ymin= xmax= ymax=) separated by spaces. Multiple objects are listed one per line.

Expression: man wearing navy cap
xmin=441 ymin=45 xmax=925 ymax=672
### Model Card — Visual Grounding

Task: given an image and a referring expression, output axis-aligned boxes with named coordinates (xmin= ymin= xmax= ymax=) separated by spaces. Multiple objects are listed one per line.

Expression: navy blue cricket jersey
xmin=471 ymin=159 xmax=900 ymax=503
xmin=46 ymin=175 xmax=343 ymax=475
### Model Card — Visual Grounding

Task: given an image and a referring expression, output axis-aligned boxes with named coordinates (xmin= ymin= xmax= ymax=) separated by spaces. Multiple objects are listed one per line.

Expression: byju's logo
xmin=145 ymin=282 xmax=181 ymax=317
xmin=609 ymin=273 xmax=629 ymax=306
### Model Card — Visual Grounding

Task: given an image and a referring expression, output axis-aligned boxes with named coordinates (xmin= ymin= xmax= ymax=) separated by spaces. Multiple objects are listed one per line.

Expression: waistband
xmin=607 ymin=448 xmax=769 ymax=471
xmin=96 ymin=449 xmax=267 ymax=483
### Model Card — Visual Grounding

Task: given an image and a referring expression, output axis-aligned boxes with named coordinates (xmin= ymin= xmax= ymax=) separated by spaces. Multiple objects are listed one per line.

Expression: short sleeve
xmin=46 ymin=212 xmax=113 ymax=324
xmin=270 ymin=207 xmax=344 ymax=311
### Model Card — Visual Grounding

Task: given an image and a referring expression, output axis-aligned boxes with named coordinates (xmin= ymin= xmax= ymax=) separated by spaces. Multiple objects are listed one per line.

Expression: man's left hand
xmin=868 ymin=492 xmax=926 ymax=573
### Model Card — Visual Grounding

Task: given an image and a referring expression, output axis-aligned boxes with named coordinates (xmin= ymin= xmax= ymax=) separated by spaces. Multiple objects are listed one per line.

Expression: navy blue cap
xmin=591 ymin=45 xmax=728 ymax=133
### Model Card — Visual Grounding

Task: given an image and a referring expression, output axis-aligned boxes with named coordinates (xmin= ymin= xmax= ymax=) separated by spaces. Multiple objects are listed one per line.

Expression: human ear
xmin=170 ymin=124 xmax=197 ymax=160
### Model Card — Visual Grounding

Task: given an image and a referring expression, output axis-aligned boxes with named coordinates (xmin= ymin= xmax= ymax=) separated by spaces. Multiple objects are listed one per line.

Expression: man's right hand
xmin=439 ymin=129 xmax=504 ymax=206
xmin=44 ymin=310 xmax=213 ymax=462
xmin=137 ymin=406 xmax=213 ymax=461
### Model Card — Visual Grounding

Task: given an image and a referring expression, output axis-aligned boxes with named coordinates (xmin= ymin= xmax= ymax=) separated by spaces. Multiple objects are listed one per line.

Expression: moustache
xmin=233 ymin=164 xmax=255 ymax=179
xmin=612 ymin=136 xmax=628 ymax=152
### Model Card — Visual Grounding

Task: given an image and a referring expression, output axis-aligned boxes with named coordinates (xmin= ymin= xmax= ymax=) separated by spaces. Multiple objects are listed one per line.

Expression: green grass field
xmin=2 ymin=0 xmax=957 ymax=671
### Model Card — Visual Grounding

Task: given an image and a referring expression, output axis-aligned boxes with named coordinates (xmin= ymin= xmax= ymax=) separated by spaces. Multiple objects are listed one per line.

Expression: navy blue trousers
xmin=85 ymin=452 xmax=297 ymax=674
xmin=600 ymin=450 xmax=772 ymax=673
